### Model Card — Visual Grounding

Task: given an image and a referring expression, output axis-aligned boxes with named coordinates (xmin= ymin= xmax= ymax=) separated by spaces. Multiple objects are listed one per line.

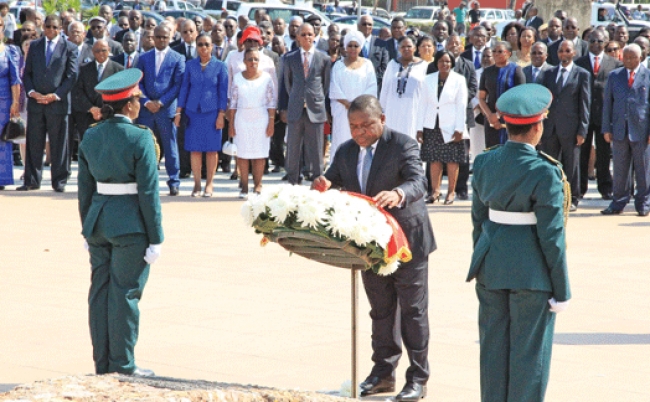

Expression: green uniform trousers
xmin=87 ymin=231 xmax=149 ymax=375
xmin=476 ymin=283 xmax=556 ymax=402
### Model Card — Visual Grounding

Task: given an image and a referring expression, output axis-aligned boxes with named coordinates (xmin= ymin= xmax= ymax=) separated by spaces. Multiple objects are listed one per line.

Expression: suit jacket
xmin=522 ymin=62 xmax=551 ymax=83
xmin=378 ymin=37 xmax=399 ymax=61
xmin=172 ymin=42 xmax=195 ymax=61
xmin=362 ymin=35 xmax=389 ymax=95
xmin=602 ymin=65 xmax=650 ymax=142
xmin=115 ymin=28 xmax=142 ymax=45
xmin=262 ymin=47 xmax=280 ymax=72
xmin=324 ymin=128 xmax=436 ymax=261
xmin=575 ymin=54 xmax=622 ymax=127
xmin=136 ymin=47 xmax=185 ymax=118
xmin=24 ymin=36 xmax=79 ymax=115
xmin=111 ymin=51 xmax=140 ymax=68
xmin=416 ymin=70 xmax=468 ymax=139
xmin=468 ymin=141 xmax=570 ymax=301
xmin=212 ymin=43 xmax=236 ymax=62
xmin=283 ymin=47 xmax=330 ymax=123
xmin=77 ymin=43 xmax=95 ymax=66
xmin=85 ymin=37 xmax=123 ymax=57
xmin=524 ymin=16 xmax=543 ymax=30
xmin=72 ymin=60 xmax=124 ymax=114
xmin=314 ymin=36 xmax=329 ymax=53
xmin=427 ymin=56 xmax=477 ymax=128
xmin=78 ymin=116 xmax=163 ymax=244
xmin=177 ymin=57 xmax=228 ymax=114
xmin=541 ymin=63 xmax=591 ymax=139
xmin=547 ymin=38 xmax=589 ymax=66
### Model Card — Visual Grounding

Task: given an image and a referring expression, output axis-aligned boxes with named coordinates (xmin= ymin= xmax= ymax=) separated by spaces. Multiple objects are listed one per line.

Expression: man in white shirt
xmin=284 ymin=16 xmax=303 ymax=52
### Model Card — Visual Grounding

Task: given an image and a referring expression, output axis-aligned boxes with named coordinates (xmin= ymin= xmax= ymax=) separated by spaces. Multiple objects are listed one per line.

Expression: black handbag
xmin=1 ymin=117 xmax=26 ymax=142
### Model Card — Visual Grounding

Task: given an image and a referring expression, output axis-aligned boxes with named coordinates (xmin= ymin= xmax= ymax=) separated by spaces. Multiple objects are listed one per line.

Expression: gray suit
xmin=212 ymin=43 xmax=235 ymax=62
xmin=77 ymin=43 xmax=94 ymax=66
xmin=283 ymin=47 xmax=330 ymax=183
xmin=523 ymin=62 xmax=550 ymax=83
xmin=362 ymin=35 xmax=389 ymax=95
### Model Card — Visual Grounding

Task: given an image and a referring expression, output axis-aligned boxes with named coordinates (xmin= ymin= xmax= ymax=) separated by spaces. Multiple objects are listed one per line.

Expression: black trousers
xmin=580 ymin=124 xmax=612 ymax=197
xmin=177 ymin=113 xmax=191 ymax=176
xmin=270 ymin=119 xmax=286 ymax=167
xmin=455 ymin=139 xmax=471 ymax=195
xmin=540 ymin=131 xmax=581 ymax=205
xmin=361 ymin=256 xmax=429 ymax=384
xmin=218 ymin=118 xmax=231 ymax=171
xmin=24 ymin=110 xmax=69 ymax=189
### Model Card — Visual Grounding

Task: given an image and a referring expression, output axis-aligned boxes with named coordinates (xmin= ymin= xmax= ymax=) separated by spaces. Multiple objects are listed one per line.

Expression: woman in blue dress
xmin=175 ymin=33 xmax=228 ymax=197
xmin=0 ymin=18 xmax=22 ymax=190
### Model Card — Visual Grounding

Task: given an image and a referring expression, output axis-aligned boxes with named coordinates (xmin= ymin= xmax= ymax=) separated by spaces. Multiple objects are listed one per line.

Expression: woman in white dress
xmin=379 ymin=36 xmax=428 ymax=139
xmin=329 ymin=31 xmax=377 ymax=158
xmin=229 ymin=47 xmax=277 ymax=199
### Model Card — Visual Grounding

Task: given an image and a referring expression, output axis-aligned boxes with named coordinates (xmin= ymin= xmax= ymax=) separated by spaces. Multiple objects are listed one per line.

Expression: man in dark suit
xmin=111 ymin=31 xmax=140 ymax=68
xmin=430 ymin=20 xmax=449 ymax=52
xmin=19 ymin=14 xmax=78 ymax=192
xmin=601 ymin=44 xmax=650 ymax=216
xmin=543 ymin=18 xmax=563 ymax=47
xmin=381 ymin=16 xmax=406 ymax=61
xmin=313 ymin=95 xmax=436 ymax=401
xmin=547 ymin=18 xmax=589 ymax=66
xmin=523 ymin=42 xmax=551 ymax=83
xmin=524 ymin=6 xmax=543 ymax=31
xmin=540 ymin=40 xmax=591 ymax=211
xmin=461 ymin=25 xmax=488 ymax=70
xmin=358 ymin=15 xmax=389 ymax=95
xmin=427 ymin=34 xmax=477 ymax=200
xmin=280 ymin=23 xmax=330 ymax=184
xmin=259 ymin=21 xmax=280 ymax=71
xmin=305 ymin=14 xmax=327 ymax=54
xmin=575 ymin=29 xmax=622 ymax=200
xmin=72 ymin=40 xmax=124 ymax=143
xmin=115 ymin=10 xmax=143 ymax=48
xmin=137 ymin=24 xmax=185 ymax=195
xmin=211 ymin=21 xmax=235 ymax=62
xmin=86 ymin=17 xmax=123 ymax=57
xmin=170 ymin=19 xmax=198 ymax=178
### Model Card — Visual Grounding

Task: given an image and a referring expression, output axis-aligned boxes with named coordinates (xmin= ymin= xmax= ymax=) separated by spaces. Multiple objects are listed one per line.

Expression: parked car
xmin=152 ymin=0 xmax=201 ymax=11
xmin=332 ymin=15 xmax=390 ymax=36
xmin=237 ymin=3 xmax=332 ymax=35
xmin=160 ymin=9 xmax=211 ymax=21
xmin=203 ymin=0 xmax=241 ymax=18
xmin=592 ymin=1 xmax=650 ymax=41
xmin=478 ymin=8 xmax=512 ymax=24
xmin=403 ymin=6 xmax=439 ymax=24
xmin=113 ymin=10 xmax=165 ymax=24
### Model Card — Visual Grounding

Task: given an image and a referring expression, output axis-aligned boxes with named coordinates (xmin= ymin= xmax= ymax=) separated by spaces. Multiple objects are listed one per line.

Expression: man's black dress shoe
xmin=54 ymin=186 xmax=65 ymax=193
xmin=230 ymin=172 xmax=238 ymax=180
xmin=359 ymin=376 xmax=395 ymax=397
xmin=169 ymin=187 xmax=179 ymax=196
xmin=221 ymin=165 xmax=231 ymax=173
xmin=281 ymin=174 xmax=289 ymax=181
xmin=395 ymin=382 xmax=427 ymax=401
xmin=16 ymin=185 xmax=40 ymax=191
xmin=271 ymin=165 xmax=282 ymax=173
xmin=638 ymin=210 xmax=649 ymax=217
xmin=0 ymin=186 xmax=4 ymax=190
xmin=601 ymin=207 xmax=622 ymax=215
xmin=569 ymin=203 xmax=578 ymax=212
xmin=457 ymin=192 xmax=469 ymax=200
xmin=179 ymin=172 xmax=191 ymax=179
xmin=601 ymin=193 xmax=613 ymax=201
xmin=129 ymin=367 xmax=155 ymax=377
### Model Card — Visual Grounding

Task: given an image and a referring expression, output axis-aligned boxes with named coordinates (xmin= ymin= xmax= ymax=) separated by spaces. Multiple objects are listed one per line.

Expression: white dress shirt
xmin=555 ymin=61 xmax=574 ymax=87
xmin=155 ymin=47 xmax=169 ymax=75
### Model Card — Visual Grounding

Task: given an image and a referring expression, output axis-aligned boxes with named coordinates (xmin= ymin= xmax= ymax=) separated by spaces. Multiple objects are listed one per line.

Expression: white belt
xmin=489 ymin=209 xmax=537 ymax=225
xmin=96 ymin=182 xmax=138 ymax=195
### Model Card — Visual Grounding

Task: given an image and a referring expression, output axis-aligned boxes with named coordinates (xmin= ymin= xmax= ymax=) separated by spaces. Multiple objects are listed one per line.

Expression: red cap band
xmin=502 ymin=114 xmax=545 ymax=125
xmin=102 ymin=86 xmax=140 ymax=102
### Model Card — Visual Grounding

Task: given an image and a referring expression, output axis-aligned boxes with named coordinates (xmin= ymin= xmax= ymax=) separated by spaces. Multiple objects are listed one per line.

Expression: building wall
xmin=535 ymin=0 xmax=592 ymax=30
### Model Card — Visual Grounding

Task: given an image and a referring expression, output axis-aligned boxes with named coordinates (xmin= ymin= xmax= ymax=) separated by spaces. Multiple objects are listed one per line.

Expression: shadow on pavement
xmin=554 ymin=333 xmax=650 ymax=345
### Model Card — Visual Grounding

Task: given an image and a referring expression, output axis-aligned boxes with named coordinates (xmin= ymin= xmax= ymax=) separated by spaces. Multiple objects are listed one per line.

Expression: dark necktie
xmin=557 ymin=67 xmax=567 ymax=89
xmin=126 ymin=55 xmax=132 ymax=68
xmin=46 ymin=40 xmax=54 ymax=66
xmin=474 ymin=50 xmax=481 ymax=70
xmin=216 ymin=46 xmax=222 ymax=59
xmin=186 ymin=44 xmax=193 ymax=60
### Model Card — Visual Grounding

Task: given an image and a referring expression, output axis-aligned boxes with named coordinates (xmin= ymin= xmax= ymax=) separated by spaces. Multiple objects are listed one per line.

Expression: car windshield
xmin=204 ymin=0 xmax=221 ymax=10
xmin=405 ymin=8 xmax=433 ymax=19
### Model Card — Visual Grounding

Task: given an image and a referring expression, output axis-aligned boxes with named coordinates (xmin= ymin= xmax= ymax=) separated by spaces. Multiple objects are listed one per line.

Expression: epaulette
xmin=483 ymin=144 xmax=502 ymax=152
xmin=538 ymin=150 xmax=562 ymax=166
xmin=88 ymin=121 xmax=103 ymax=128
xmin=135 ymin=124 xmax=154 ymax=134
xmin=135 ymin=124 xmax=161 ymax=161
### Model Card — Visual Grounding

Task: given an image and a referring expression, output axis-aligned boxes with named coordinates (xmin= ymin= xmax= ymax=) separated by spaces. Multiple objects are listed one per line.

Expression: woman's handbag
xmin=222 ymin=140 xmax=237 ymax=156
xmin=1 ymin=117 xmax=26 ymax=142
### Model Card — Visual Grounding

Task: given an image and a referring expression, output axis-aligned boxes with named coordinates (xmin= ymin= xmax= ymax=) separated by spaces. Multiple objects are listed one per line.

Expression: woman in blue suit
xmin=175 ymin=34 xmax=228 ymax=197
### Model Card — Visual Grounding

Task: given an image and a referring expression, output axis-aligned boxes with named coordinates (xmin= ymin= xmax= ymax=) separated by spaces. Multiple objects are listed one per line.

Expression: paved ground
xmin=1 ymin=163 xmax=649 ymax=401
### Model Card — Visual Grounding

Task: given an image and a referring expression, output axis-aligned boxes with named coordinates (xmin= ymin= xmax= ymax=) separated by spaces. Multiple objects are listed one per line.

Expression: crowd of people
xmin=0 ymin=2 xmax=648 ymax=214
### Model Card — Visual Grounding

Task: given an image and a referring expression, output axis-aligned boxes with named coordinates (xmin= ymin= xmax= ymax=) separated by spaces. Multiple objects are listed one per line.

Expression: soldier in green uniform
xmin=467 ymin=84 xmax=571 ymax=402
xmin=78 ymin=69 xmax=164 ymax=377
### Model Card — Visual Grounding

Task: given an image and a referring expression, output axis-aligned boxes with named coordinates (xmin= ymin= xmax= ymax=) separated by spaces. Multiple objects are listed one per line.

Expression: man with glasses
xmin=86 ymin=16 xmax=123 ymax=57
xmin=115 ymin=10 xmax=143 ymax=48
xmin=223 ymin=16 xmax=237 ymax=48
xmin=461 ymin=25 xmax=488 ymax=70
xmin=548 ymin=17 xmax=588 ymax=65
xmin=357 ymin=15 xmax=388 ymax=95
xmin=19 ymin=14 xmax=79 ymax=192
xmin=576 ymin=30 xmax=622 ymax=201
xmin=67 ymin=20 xmax=93 ymax=65
xmin=136 ymin=24 xmax=185 ymax=195
xmin=540 ymin=40 xmax=591 ymax=212
xmin=381 ymin=16 xmax=406 ymax=60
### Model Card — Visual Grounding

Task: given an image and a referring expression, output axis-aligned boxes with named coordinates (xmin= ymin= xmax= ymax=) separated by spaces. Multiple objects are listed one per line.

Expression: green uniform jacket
xmin=467 ymin=141 xmax=570 ymax=302
xmin=78 ymin=116 xmax=164 ymax=245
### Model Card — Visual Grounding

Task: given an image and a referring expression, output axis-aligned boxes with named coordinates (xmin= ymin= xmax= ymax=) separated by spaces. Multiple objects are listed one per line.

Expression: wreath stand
xmin=267 ymin=228 xmax=384 ymax=399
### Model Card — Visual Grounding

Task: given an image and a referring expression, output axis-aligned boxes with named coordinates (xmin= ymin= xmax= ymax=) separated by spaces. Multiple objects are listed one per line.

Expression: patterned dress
xmin=0 ymin=45 xmax=21 ymax=186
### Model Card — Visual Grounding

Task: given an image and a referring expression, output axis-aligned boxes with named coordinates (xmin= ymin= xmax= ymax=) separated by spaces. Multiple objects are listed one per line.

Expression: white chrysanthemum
xmin=349 ymin=219 xmax=375 ymax=246
xmin=327 ymin=208 xmax=358 ymax=239
xmin=248 ymin=192 xmax=268 ymax=218
xmin=267 ymin=190 xmax=299 ymax=223
xmin=378 ymin=261 xmax=400 ymax=276
xmin=296 ymin=198 xmax=327 ymax=228
xmin=240 ymin=201 xmax=255 ymax=227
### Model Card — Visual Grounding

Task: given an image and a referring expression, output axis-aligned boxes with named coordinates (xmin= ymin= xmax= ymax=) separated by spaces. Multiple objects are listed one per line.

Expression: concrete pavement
xmin=0 ymin=164 xmax=649 ymax=401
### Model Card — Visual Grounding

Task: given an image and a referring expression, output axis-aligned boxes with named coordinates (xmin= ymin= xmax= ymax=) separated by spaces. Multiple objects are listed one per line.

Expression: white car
xmin=404 ymin=6 xmax=439 ymax=24
xmin=237 ymin=3 xmax=332 ymax=35
xmin=153 ymin=0 xmax=200 ymax=11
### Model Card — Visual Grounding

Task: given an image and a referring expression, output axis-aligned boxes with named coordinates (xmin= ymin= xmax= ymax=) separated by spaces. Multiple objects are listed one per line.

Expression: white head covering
xmin=344 ymin=30 xmax=365 ymax=49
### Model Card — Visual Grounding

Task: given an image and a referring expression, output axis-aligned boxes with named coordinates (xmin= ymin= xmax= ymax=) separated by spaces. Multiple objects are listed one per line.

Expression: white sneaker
xmin=238 ymin=192 xmax=248 ymax=199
